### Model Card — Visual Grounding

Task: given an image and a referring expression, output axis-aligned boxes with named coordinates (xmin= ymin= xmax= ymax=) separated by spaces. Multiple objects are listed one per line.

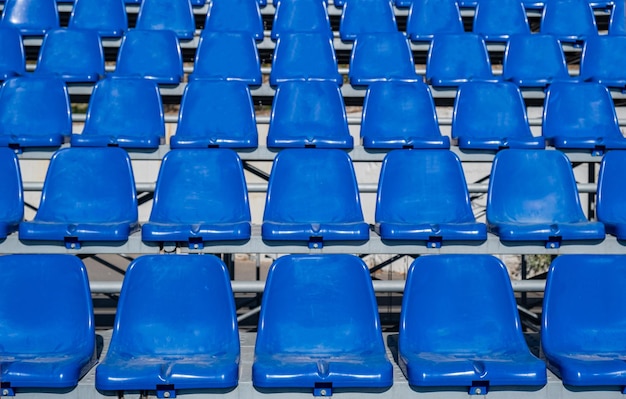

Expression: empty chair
xmin=204 ymin=0 xmax=264 ymax=41
xmin=543 ymin=82 xmax=626 ymax=155
xmin=452 ymin=81 xmax=545 ymax=150
xmin=0 ymin=0 xmax=59 ymax=35
xmin=0 ymin=148 xmax=22 ymax=239
xmin=270 ymin=33 xmax=341 ymax=86
xmin=96 ymin=255 xmax=240 ymax=396
xmin=135 ymin=0 xmax=195 ymax=40
xmin=0 ymin=254 xmax=96 ymax=394
xmin=71 ymin=77 xmax=164 ymax=149
xmin=262 ymin=149 xmax=369 ymax=247
xmin=34 ymin=29 xmax=104 ymax=83
xmin=253 ymin=254 xmax=393 ymax=394
xmin=142 ymin=149 xmax=251 ymax=248
xmin=541 ymin=0 xmax=597 ymax=43
xmin=68 ymin=0 xmax=127 ymax=37
xmin=473 ymin=0 xmax=530 ymax=42
xmin=609 ymin=0 xmax=626 ymax=35
xmin=405 ymin=0 xmax=464 ymax=42
xmin=339 ymin=0 xmax=397 ymax=41
xmin=19 ymin=147 xmax=138 ymax=248
xmin=376 ymin=150 xmax=486 ymax=247
xmin=113 ymin=29 xmax=183 ymax=84
xmin=0 ymin=76 xmax=71 ymax=151
xmin=399 ymin=255 xmax=546 ymax=392
xmin=360 ymin=81 xmax=450 ymax=149
xmin=597 ymin=151 xmax=626 ymax=239
xmin=580 ymin=35 xmax=626 ymax=89
xmin=487 ymin=149 xmax=605 ymax=248
xmin=171 ymin=80 xmax=258 ymax=148
xmin=0 ymin=27 xmax=24 ymax=79
xmin=349 ymin=32 xmax=421 ymax=85
xmin=502 ymin=34 xmax=571 ymax=88
xmin=271 ymin=0 xmax=332 ymax=39
xmin=426 ymin=33 xmax=497 ymax=87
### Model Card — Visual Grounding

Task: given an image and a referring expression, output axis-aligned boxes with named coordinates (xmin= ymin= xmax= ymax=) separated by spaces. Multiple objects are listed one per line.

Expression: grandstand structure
xmin=2 ymin=0 xmax=626 ymax=398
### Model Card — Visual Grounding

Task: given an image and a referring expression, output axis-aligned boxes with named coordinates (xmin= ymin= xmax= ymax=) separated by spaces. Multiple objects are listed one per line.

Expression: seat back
xmin=406 ymin=0 xmax=464 ymax=41
xmin=68 ymin=0 xmax=127 ymax=37
xmin=609 ymin=0 xmax=626 ymax=35
xmin=597 ymin=151 xmax=626 ymax=225
xmin=502 ymin=34 xmax=570 ymax=87
xmin=580 ymin=35 xmax=626 ymax=87
xmin=0 ymin=0 xmax=59 ymax=35
xmin=204 ymin=0 xmax=264 ymax=40
xmin=135 ymin=0 xmax=195 ymax=39
xmin=0 ymin=27 xmax=24 ymax=79
xmin=271 ymin=0 xmax=332 ymax=39
xmin=473 ymin=0 xmax=530 ymax=41
xmin=339 ymin=0 xmax=397 ymax=41
xmin=541 ymin=0 xmax=597 ymax=42
xmin=426 ymin=33 xmax=494 ymax=86
xmin=0 ymin=148 xmax=23 ymax=237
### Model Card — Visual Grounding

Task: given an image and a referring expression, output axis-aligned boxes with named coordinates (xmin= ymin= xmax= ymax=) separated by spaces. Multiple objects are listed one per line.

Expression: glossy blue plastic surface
xmin=487 ymin=149 xmax=605 ymax=244
xmin=361 ymin=81 xmax=450 ymax=149
xmin=405 ymin=0 xmax=464 ymax=41
xmin=191 ymin=31 xmax=261 ymax=85
xmin=339 ymin=0 xmax=397 ymax=41
xmin=135 ymin=0 xmax=195 ymax=39
xmin=473 ymin=0 xmax=530 ymax=41
xmin=72 ymin=77 xmax=164 ymax=149
xmin=171 ymin=80 xmax=258 ymax=148
xmin=35 ymin=29 xmax=104 ymax=83
xmin=452 ymin=81 xmax=544 ymax=150
xmin=68 ymin=0 xmax=127 ymax=37
xmin=0 ymin=0 xmax=59 ymax=35
xmin=253 ymin=254 xmax=393 ymax=390
xmin=597 ymin=151 xmax=626 ymax=239
xmin=96 ymin=255 xmax=240 ymax=392
xmin=502 ymin=34 xmax=571 ymax=88
xmin=204 ymin=0 xmax=264 ymax=41
xmin=270 ymin=32 xmax=341 ymax=86
xmin=541 ymin=0 xmax=597 ymax=43
xmin=271 ymin=0 xmax=332 ymax=39
xmin=262 ymin=149 xmax=369 ymax=245
xmin=542 ymin=82 xmax=626 ymax=154
xmin=0 ymin=27 xmax=24 ymax=79
xmin=113 ymin=29 xmax=183 ymax=84
xmin=426 ymin=33 xmax=498 ymax=87
xmin=580 ymin=35 xmax=626 ymax=88
xmin=349 ymin=32 xmax=421 ymax=85
xmin=0 ymin=254 xmax=96 ymax=388
xmin=18 ymin=147 xmax=139 ymax=245
xmin=542 ymin=255 xmax=626 ymax=386
xmin=609 ymin=0 xmax=626 ymax=34
xmin=142 ymin=149 xmax=251 ymax=246
xmin=399 ymin=255 xmax=547 ymax=388
xmin=0 ymin=148 xmax=22 ymax=238
xmin=0 ymin=76 xmax=71 ymax=150
xmin=267 ymin=81 xmax=352 ymax=148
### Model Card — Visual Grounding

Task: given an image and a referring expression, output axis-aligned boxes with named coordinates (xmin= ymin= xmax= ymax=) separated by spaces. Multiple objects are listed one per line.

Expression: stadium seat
xmin=543 ymin=82 xmax=626 ymax=155
xmin=204 ymin=0 xmax=264 ymax=41
xmin=405 ymin=0 xmax=464 ymax=42
xmin=271 ymin=0 xmax=332 ymax=39
xmin=191 ymin=31 xmax=262 ymax=85
xmin=113 ymin=29 xmax=183 ymax=84
xmin=135 ymin=0 xmax=195 ymax=40
xmin=0 ymin=254 xmax=96 ymax=394
xmin=0 ymin=27 xmax=24 ymax=80
xmin=540 ymin=0 xmax=597 ymax=43
xmin=0 ymin=0 xmax=59 ymax=35
xmin=262 ymin=149 xmax=369 ymax=247
xmin=580 ymin=35 xmax=626 ymax=89
xmin=68 ymin=0 xmax=127 ymax=37
xmin=375 ymin=150 xmax=486 ymax=247
xmin=142 ymin=149 xmax=251 ymax=248
xmin=34 ymin=29 xmax=105 ymax=83
xmin=426 ymin=33 xmax=498 ymax=87
xmin=270 ymin=32 xmax=342 ymax=86
xmin=19 ymin=147 xmax=139 ymax=248
xmin=399 ymin=255 xmax=546 ymax=392
xmin=597 ymin=151 xmax=626 ymax=240
xmin=360 ymin=81 xmax=450 ymax=149
xmin=96 ymin=255 xmax=240 ymax=395
xmin=451 ymin=81 xmax=545 ymax=150
xmin=253 ymin=254 xmax=393 ymax=394
xmin=71 ymin=77 xmax=164 ymax=149
xmin=502 ymin=34 xmax=571 ymax=88
xmin=609 ymin=0 xmax=626 ymax=35
xmin=349 ymin=32 xmax=421 ymax=85
xmin=0 ymin=76 xmax=71 ymax=151
xmin=473 ymin=0 xmax=530 ymax=42
xmin=339 ymin=0 xmax=397 ymax=41
xmin=171 ymin=80 xmax=258 ymax=148
xmin=267 ymin=80 xmax=352 ymax=148
xmin=487 ymin=149 xmax=605 ymax=248
xmin=0 ymin=148 xmax=22 ymax=239
xmin=542 ymin=255 xmax=626 ymax=387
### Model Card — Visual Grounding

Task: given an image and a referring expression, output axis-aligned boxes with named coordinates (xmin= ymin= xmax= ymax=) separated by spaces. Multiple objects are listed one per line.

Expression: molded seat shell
xmin=0 ymin=27 xmax=25 ymax=79
xmin=271 ymin=0 xmax=332 ymax=39
xmin=580 ymin=35 xmax=626 ymax=89
xmin=541 ymin=0 xmax=597 ymax=43
xmin=339 ymin=0 xmax=397 ymax=41
xmin=597 ymin=151 xmax=626 ymax=239
xmin=0 ymin=0 xmax=59 ymax=35
xmin=0 ymin=148 xmax=23 ymax=238
xmin=406 ymin=0 xmax=464 ymax=41
xmin=473 ymin=0 xmax=530 ymax=41
xmin=204 ymin=0 xmax=264 ymax=41
xmin=68 ymin=0 xmax=127 ymax=37
xmin=135 ymin=0 xmax=195 ymax=39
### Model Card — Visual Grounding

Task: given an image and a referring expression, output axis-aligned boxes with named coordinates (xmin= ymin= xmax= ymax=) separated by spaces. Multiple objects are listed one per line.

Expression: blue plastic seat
xmin=405 ymin=0 xmax=464 ymax=42
xmin=452 ymin=81 xmax=545 ymax=150
xmin=190 ymin=31 xmax=261 ymax=85
xmin=609 ymin=0 xmax=626 ymax=35
xmin=360 ymin=81 xmax=450 ymax=149
xmin=19 ymin=147 xmax=138 ymax=248
xmin=543 ymin=82 xmax=626 ymax=155
xmin=540 ymin=0 xmax=597 ymax=43
xmin=0 ymin=254 xmax=95 ymax=394
xmin=71 ymin=77 xmax=164 ymax=149
xmin=473 ymin=0 xmax=530 ymax=42
xmin=262 ymin=149 xmax=368 ymax=247
xmin=171 ymin=80 xmax=258 ymax=148
xmin=339 ymin=0 xmax=397 ymax=41
xmin=0 ymin=148 xmax=22 ymax=239
xmin=0 ymin=0 xmax=59 ymax=35
xmin=253 ymin=254 xmax=393 ymax=393
xmin=399 ymin=255 xmax=546 ymax=392
xmin=426 ymin=33 xmax=497 ymax=87
xmin=580 ymin=35 xmax=626 ymax=89
xmin=349 ymin=32 xmax=421 ymax=85
xmin=68 ymin=0 xmax=127 ymax=37
xmin=597 ymin=151 xmax=626 ymax=240
xmin=0 ymin=27 xmax=24 ymax=80
xmin=0 ymin=76 xmax=71 ymax=151
xmin=96 ymin=255 xmax=240 ymax=395
xmin=204 ymin=0 xmax=264 ymax=41
xmin=270 ymin=32 xmax=341 ymax=86
xmin=375 ymin=150 xmax=486 ymax=247
xmin=487 ymin=149 xmax=605 ymax=247
xmin=135 ymin=0 xmax=195 ymax=40
xmin=271 ymin=0 xmax=332 ymax=39
xmin=142 ymin=149 xmax=251 ymax=248
xmin=34 ymin=29 xmax=104 ymax=83
xmin=502 ymin=34 xmax=571 ymax=88
xmin=113 ymin=29 xmax=183 ymax=84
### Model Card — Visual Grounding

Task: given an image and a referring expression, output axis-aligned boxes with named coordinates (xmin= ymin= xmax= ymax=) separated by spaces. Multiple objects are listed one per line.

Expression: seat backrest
xmin=271 ymin=0 xmax=332 ymax=39
xmin=473 ymin=0 xmax=530 ymax=41
xmin=426 ymin=33 xmax=494 ymax=86
xmin=0 ymin=147 xmax=23 ymax=236
xmin=580 ymin=35 xmax=626 ymax=87
xmin=609 ymin=0 xmax=626 ymax=35
xmin=0 ymin=27 xmax=24 ymax=79
xmin=204 ymin=0 xmax=264 ymax=40
xmin=339 ymin=0 xmax=397 ymax=41
xmin=406 ymin=0 xmax=464 ymax=41
xmin=0 ymin=0 xmax=59 ymax=35
xmin=135 ymin=0 xmax=195 ymax=39
xmin=502 ymin=34 xmax=570 ymax=87
xmin=597 ymin=151 xmax=626 ymax=225
xmin=68 ymin=0 xmax=127 ymax=37
xmin=541 ymin=0 xmax=597 ymax=42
